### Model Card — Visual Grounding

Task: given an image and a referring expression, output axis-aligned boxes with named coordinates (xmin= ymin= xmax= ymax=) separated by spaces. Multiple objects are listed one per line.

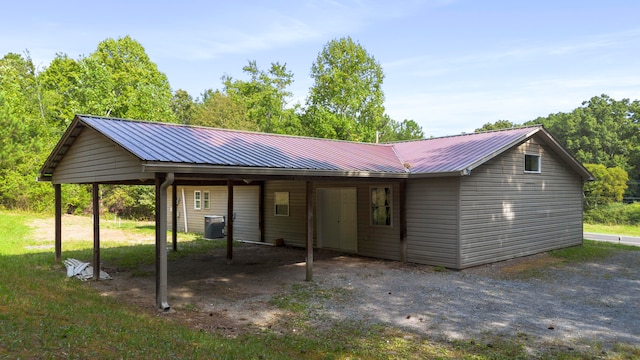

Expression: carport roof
xmin=38 ymin=115 xmax=593 ymax=181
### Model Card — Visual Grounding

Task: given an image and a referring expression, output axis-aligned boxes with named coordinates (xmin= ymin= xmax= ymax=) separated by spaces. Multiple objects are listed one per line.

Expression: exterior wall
xmin=458 ymin=136 xmax=584 ymax=268
xmin=168 ymin=185 xmax=260 ymax=241
xmin=263 ymin=181 xmax=308 ymax=247
xmin=262 ymin=180 xmax=402 ymax=261
xmin=405 ymin=177 xmax=460 ymax=268
xmin=52 ymin=127 xmax=152 ymax=184
xmin=314 ymin=181 xmax=402 ymax=261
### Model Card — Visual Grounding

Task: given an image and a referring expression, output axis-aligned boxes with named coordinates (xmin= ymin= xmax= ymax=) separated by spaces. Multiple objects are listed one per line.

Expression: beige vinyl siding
xmin=459 ymin=137 xmax=583 ymax=268
xmin=168 ymin=185 xmax=260 ymax=240
xmin=405 ymin=177 xmax=459 ymax=268
xmin=263 ymin=181 xmax=308 ymax=247
xmin=313 ymin=181 xmax=401 ymax=261
xmin=52 ymin=127 xmax=151 ymax=184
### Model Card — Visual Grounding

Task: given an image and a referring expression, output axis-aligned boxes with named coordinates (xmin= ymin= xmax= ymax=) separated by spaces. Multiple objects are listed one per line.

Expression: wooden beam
xmin=92 ymin=183 xmax=100 ymax=281
xmin=155 ymin=173 xmax=173 ymax=311
xmin=172 ymin=183 xmax=178 ymax=251
xmin=54 ymin=184 xmax=62 ymax=263
xmin=306 ymin=180 xmax=314 ymax=281
xmin=226 ymin=179 xmax=234 ymax=263
xmin=399 ymin=180 xmax=408 ymax=262
xmin=259 ymin=182 xmax=265 ymax=242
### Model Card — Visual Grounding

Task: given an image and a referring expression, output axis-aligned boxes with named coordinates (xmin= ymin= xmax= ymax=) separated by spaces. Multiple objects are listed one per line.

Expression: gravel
xmin=303 ymin=249 xmax=640 ymax=351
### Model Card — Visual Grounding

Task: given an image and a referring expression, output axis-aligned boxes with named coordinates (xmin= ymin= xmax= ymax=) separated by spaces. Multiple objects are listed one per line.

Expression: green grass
xmin=1 ymin=210 xmax=639 ymax=359
xmin=584 ymin=223 xmax=640 ymax=237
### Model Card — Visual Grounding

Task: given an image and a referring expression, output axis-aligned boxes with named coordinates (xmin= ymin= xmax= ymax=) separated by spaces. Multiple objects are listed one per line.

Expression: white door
xmin=317 ymin=187 xmax=357 ymax=252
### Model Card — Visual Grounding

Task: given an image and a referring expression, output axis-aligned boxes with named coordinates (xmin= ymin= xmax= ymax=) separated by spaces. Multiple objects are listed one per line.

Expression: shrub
xmin=584 ymin=202 xmax=640 ymax=225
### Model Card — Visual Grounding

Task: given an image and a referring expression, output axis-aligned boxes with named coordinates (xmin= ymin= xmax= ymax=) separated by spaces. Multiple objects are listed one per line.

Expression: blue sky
xmin=2 ymin=0 xmax=639 ymax=136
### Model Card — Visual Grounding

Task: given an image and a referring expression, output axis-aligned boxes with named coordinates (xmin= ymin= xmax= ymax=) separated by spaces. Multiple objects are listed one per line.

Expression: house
xmin=39 ymin=115 xmax=593 ymax=310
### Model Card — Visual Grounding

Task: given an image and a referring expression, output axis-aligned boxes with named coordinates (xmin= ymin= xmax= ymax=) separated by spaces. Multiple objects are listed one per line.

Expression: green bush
xmin=584 ymin=202 xmax=640 ymax=225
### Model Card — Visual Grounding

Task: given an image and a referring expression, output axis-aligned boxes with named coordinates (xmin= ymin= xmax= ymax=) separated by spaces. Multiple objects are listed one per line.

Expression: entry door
xmin=317 ymin=188 xmax=357 ymax=252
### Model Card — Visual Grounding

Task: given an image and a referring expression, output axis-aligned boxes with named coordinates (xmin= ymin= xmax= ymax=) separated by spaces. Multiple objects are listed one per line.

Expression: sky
xmin=2 ymin=0 xmax=639 ymax=137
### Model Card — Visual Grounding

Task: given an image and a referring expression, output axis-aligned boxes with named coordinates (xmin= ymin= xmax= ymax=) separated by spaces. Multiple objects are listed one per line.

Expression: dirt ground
xmin=33 ymin=215 xmax=640 ymax=351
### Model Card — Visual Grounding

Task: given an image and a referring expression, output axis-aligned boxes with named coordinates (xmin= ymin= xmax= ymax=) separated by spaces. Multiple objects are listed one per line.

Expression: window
xmin=203 ymin=191 xmax=210 ymax=209
xmin=525 ymin=154 xmax=541 ymax=173
xmin=371 ymin=186 xmax=392 ymax=226
xmin=194 ymin=191 xmax=202 ymax=210
xmin=274 ymin=192 xmax=289 ymax=216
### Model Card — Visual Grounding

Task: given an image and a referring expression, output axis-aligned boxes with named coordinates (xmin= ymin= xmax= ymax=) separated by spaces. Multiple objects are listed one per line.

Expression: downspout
xmin=157 ymin=173 xmax=174 ymax=311
xmin=181 ymin=188 xmax=188 ymax=233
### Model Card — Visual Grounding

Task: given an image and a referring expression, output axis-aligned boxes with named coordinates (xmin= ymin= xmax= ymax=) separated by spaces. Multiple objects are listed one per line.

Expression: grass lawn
xmin=1 ymin=211 xmax=638 ymax=359
xmin=584 ymin=223 xmax=640 ymax=237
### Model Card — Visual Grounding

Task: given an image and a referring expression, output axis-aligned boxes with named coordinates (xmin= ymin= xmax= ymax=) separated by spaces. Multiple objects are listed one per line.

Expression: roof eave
xmin=141 ymin=162 xmax=409 ymax=179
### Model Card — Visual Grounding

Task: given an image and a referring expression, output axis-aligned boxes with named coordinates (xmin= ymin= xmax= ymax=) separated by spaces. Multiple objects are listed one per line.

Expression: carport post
xmin=226 ymin=179 xmax=234 ymax=264
xmin=54 ymin=183 xmax=62 ymax=263
xmin=305 ymin=180 xmax=313 ymax=281
xmin=92 ymin=183 xmax=100 ymax=281
xmin=172 ymin=183 xmax=178 ymax=251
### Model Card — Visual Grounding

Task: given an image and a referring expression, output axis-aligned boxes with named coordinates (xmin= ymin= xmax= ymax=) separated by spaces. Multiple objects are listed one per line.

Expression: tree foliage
xmin=475 ymin=120 xmax=517 ymax=132
xmin=222 ymin=61 xmax=301 ymax=134
xmin=190 ymin=89 xmax=256 ymax=130
xmin=304 ymin=37 xmax=386 ymax=142
xmin=583 ymin=164 xmax=629 ymax=208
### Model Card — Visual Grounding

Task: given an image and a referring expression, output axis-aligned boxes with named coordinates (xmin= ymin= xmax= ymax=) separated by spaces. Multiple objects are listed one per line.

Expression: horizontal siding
xmin=52 ymin=127 xmax=152 ymax=184
xmin=459 ymin=137 xmax=583 ymax=268
xmin=168 ymin=185 xmax=260 ymax=241
xmin=406 ymin=177 xmax=459 ymax=268
xmin=263 ymin=181 xmax=308 ymax=247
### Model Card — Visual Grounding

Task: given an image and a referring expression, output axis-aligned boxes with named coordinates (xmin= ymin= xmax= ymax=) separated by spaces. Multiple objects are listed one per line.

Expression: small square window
xmin=194 ymin=191 xmax=202 ymax=210
xmin=203 ymin=191 xmax=210 ymax=209
xmin=274 ymin=192 xmax=289 ymax=216
xmin=371 ymin=186 xmax=392 ymax=226
xmin=525 ymin=154 xmax=541 ymax=173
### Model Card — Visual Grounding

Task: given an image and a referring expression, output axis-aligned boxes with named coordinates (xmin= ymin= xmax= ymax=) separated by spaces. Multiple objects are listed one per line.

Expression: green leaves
xmin=305 ymin=37 xmax=387 ymax=142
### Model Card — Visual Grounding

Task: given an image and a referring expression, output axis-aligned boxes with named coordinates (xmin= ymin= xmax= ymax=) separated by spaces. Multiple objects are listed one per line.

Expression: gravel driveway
xmin=95 ymin=243 xmax=640 ymax=353
xmin=308 ymin=250 xmax=639 ymax=350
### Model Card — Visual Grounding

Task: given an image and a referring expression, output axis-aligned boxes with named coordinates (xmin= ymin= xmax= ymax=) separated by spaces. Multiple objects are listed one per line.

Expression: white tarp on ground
xmin=64 ymin=258 xmax=112 ymax=281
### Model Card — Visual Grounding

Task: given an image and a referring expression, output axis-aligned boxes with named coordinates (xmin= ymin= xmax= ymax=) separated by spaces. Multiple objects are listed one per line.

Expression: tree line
xmin=0 ymin=35 xmax=422 ymax=216
xmin=2 ymin=35 xmax=638 ymax=217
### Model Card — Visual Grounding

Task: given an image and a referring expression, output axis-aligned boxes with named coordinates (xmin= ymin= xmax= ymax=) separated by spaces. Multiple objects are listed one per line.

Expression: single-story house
xmin=39 ymin=115 xmax=593 ymax=310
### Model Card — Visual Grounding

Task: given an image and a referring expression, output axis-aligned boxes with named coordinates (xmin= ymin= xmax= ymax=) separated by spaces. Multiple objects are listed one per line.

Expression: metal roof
xmin=392 ymin=127 xmax=539 ymax=174
xmin=38 ymin=115 xmax=592 ymax=180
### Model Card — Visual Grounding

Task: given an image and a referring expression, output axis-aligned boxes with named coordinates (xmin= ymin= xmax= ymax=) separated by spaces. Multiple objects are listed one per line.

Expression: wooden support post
xmin=92 ymin=183 xmax=100 ymax=281
xmin=399 ymin=180 xmax=408 ymax=262
xmin=258 ymin=182 xmax=265 ymax=242
xmin=54 ymin=184 xmax=62 ymax=263
xmin=172 ymin=183 xmax=178 ymax=252
xmin=226 ymin=179 xmax=234 ymax=263
xmin=306 ymin=180 xmax=314 ymax=281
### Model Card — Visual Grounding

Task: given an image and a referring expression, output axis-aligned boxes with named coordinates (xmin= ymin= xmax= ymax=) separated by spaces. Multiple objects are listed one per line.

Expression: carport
xmin=38 ymin=115 xmax=409 ymax=311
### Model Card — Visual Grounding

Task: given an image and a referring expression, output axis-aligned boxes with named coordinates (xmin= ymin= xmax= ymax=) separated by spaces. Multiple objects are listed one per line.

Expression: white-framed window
xmin=203 ymin=191 xmax=210 ymax=209
xmin=194 ymin=190 xmax=202 ymax=210
xmin=371 ymin=186 xmax=392 ymax=226
xmin=524 ymin=154 xmax=541 ymax=173
xmin=274 ymin=192 xmax=289 ymax=216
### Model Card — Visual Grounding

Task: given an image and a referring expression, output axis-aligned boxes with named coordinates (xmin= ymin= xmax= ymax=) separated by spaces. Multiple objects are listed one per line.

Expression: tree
xmin=378 ymin=117 xmax=424 ymax=142
xmin=190 ymin=89 xmax=256 ymax=130
xmin=223 ymin=61 xmax=301 ymax=134
xmin=0 ymin=53 xmax=53 ymax=210
xmin=304 ymin=37 xmax=385 ymax=142
xmin=171 ymin=89 xmax=195 ymax=124
xmin=584 ymin=164 xmax=628 ymax=208
xmin=83 ymin=36 xmax=175 ymax=121
xmin=38 ymin=53 xmax=81 ymax=129
xmin=475 ymin=120 xmax=517 ymax=132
